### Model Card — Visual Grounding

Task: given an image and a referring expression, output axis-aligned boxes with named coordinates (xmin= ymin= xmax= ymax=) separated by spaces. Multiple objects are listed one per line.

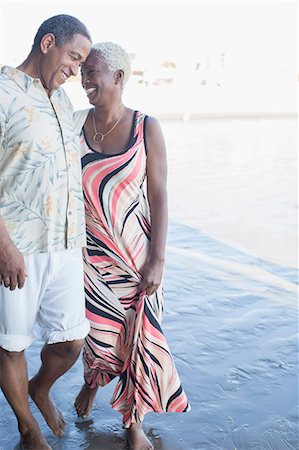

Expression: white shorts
xmin=0 ymin=248 xmax=90 ymax=352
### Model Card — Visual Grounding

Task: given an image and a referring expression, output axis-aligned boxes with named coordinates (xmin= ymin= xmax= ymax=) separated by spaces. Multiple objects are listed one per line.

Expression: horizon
xmin=0 ymin=1 xmax=297 ymax=114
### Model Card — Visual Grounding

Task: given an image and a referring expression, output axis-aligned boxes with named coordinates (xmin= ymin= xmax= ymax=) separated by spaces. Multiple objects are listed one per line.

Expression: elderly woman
xmin=74 ymin=42 xmax=190 ymax=450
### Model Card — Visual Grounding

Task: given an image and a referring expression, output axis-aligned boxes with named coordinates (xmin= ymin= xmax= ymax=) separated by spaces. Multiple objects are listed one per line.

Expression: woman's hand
xmin=138 ymin=259 xmax=164 ymax=296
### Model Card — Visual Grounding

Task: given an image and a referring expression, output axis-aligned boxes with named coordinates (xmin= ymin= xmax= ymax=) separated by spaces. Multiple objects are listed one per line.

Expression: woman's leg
xmin=74 ymin=382 xmax=99 ymax=418
xmin=127 ymin=423 xmax=154 ymax=450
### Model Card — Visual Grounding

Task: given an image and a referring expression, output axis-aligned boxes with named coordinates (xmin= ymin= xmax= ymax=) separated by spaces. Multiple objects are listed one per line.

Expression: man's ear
xmin=40 ymin=33 xmax=56 ymax=54
xmin=115 ymin=69 xmax=124 ymax=86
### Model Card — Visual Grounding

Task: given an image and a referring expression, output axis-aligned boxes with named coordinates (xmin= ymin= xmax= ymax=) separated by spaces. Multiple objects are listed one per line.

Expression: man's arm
xmin=0 ymin=217 xmax=27 ymax=290
xmin=0 ymin=85 xmax=27 ymax=291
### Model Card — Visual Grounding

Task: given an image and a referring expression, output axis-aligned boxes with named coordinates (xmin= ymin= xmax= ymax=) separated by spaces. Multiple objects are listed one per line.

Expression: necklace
xmin=92 ymin=108 xmax=124 ymax=143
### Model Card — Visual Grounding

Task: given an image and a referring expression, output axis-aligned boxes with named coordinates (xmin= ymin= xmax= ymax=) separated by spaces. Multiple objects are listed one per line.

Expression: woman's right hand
xmin=138 ymin=258 xmax=164 ymax=296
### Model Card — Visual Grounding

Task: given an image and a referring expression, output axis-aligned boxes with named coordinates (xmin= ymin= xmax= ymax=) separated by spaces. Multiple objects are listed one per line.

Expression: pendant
xmin=93 ymin=132 xmax=104 ymax=143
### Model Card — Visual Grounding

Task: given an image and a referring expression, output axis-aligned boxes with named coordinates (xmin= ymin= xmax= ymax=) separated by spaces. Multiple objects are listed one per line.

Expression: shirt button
xmin=33 ymin=78 xmax=39 ymax=84
xmin=68 ymin=211 xmax=72 ymax=216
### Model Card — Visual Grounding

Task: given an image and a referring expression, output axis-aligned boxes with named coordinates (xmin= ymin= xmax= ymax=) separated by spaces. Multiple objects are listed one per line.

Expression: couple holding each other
xmin=0 ymin=14 xmax=189 ymax=450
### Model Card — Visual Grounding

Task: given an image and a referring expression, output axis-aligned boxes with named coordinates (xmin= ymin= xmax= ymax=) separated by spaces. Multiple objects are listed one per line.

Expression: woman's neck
xmin=93 ymin=102 xmax=125 ymax=124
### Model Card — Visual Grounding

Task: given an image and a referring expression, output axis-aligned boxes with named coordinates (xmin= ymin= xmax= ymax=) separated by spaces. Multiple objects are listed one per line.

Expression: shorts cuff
xmin=43 ymin=319 xmax=90 ymax=344
xmin=0 ymin=333 xmax=36 ymax=352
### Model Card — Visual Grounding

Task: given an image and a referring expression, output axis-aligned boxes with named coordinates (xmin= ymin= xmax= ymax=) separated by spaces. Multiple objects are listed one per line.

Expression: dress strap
xmin=133 ymin=111 xmax=147 ymax=141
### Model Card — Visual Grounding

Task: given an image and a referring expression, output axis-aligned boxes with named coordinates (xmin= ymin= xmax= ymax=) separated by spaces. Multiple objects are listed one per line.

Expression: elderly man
xmin=0 ymin=14 xmax=91 ymax=450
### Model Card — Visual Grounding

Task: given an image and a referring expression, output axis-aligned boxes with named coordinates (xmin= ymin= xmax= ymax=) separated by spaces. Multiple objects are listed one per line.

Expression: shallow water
xmin=0 ymin=118 xmax=297 ymax=450
xmin=165 ymin=117 xmax=297 ymax=268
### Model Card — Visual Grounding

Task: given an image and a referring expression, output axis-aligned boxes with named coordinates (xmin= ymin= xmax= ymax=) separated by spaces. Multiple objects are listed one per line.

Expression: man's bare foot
xmin=127 ymin=423 xmax=154 ymax=450
xmin=74 ymin=383 xmax=98 ymax=418
xmin=29 ymin=377 xmax=65 ymax=437
xmin=20 ymin=421 xmax=52 ymax=450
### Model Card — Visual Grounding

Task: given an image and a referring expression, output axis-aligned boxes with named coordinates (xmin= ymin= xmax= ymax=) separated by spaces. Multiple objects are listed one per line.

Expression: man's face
xmin=40 ymin=33 xmax=91 ymax=93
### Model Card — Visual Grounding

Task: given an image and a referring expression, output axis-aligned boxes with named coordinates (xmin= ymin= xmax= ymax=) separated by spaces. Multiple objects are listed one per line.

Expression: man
xmin=0 ymin=15 xmax=91 ymax=450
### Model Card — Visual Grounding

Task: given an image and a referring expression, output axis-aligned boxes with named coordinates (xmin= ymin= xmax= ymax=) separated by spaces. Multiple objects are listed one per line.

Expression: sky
xmin=0 ymin=1 xmax=297 ymax=113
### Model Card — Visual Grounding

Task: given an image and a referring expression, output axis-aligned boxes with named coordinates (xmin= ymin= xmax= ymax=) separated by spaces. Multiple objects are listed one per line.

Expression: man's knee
xmin=46 ymin=339 xmax=84 ymax=359
xmin=0 ymin=347 xmax=25 ymax=361
xmin=61 ymin=339 xmax=84 ymax=357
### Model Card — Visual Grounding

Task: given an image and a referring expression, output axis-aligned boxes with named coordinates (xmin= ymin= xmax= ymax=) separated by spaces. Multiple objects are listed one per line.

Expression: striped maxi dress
xmin=77 ymin=110 xmax=190 ymax=427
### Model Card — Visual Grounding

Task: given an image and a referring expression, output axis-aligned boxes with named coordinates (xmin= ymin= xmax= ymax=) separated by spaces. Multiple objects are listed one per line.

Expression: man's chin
xmin=58 ymin=79 xmax=66 ymax=88
xmin=54 ymin=76 xmax=66 ymax=90
xmin=88 ymin=97 xmax=97 ymax=105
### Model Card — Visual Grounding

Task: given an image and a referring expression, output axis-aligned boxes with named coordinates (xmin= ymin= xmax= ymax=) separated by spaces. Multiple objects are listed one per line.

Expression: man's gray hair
xmin=91 ymin=42 xmax=131 ymax=88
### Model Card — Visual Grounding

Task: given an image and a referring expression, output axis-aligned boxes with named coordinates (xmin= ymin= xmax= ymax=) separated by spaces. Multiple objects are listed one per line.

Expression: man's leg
xmin=30 ymin=249 xmax=89 ymax=435
xmin=0 ymin=348 xmax=51 ymax=450
xmin=0 ymin=253 xmax=54 ymax=449
xmin=29 ymin=340 xmax=84 ymax=437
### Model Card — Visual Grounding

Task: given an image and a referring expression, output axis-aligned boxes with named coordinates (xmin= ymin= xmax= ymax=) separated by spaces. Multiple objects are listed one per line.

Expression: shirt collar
xmin=1 ymin=65 xmax=60 ymax=98
xmin=1 ymin=65 xmax=37 ymax=92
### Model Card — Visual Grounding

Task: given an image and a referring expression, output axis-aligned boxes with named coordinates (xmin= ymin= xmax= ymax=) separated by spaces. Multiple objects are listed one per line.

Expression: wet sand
xmin=0 ymin=118 xmax=297 ymax=449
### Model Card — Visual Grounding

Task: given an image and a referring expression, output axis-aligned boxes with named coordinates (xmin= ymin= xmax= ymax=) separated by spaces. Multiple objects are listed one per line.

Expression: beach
xmin=0 ymin=116 xmax=297 ymax=450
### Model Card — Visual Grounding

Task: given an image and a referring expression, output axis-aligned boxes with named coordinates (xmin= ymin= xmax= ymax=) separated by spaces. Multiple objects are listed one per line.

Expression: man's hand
xmin=0 ymin=242 xmax=27 ymax=290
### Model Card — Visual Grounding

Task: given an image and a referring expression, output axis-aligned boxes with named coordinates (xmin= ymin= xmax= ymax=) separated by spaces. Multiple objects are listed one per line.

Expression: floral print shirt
xmin=0 ymin=66 xmax=86 ymax=254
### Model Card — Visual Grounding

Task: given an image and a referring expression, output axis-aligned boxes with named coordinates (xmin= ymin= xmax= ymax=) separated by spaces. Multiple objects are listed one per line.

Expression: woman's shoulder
xmin=134 ymin=110 xmax=160 ymax=132
xmin=141 ymin=113 xmax=161 ymax=135
xmin=135 ymin=110 xmax=159 ymax=126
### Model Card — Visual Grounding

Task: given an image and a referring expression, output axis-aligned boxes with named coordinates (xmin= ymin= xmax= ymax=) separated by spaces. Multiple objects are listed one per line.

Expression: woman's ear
xmin=115 ymin=69 xmax=124 ymax=86
xmin=40 ymin=33 xmax=56 ymax=54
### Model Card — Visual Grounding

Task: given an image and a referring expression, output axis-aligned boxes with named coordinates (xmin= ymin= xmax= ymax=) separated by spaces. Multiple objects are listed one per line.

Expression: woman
xmin=74 ymin=42 xmax=190 ymax=450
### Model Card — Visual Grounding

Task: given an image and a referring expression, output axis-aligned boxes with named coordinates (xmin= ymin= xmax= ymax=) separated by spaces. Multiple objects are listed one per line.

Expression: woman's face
xmin=80 ymin=52 xmax=116 ymax=105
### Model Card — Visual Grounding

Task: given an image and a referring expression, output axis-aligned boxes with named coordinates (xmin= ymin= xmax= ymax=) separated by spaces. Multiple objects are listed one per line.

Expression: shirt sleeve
xmin=73 ymin=109 xmax=90 ymax=135
xmin=0 ymin=102 xmax=6 ymax=157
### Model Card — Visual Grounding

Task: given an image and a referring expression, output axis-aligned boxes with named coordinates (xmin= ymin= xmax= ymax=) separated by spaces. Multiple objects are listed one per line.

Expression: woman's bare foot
xmin=74 ymin=383 xmax=98 ymax=418
xmin=29 ymin=377 xmax=65 ymax=437
xmin=20 ymin=420 xmax=52 ymax=450
xmin=127 ymin=423 xmax=154 ymax=450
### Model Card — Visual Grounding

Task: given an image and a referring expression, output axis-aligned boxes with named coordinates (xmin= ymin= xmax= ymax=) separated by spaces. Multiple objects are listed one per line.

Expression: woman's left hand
xmin=138 ymin=259 xmax=164 ymax=296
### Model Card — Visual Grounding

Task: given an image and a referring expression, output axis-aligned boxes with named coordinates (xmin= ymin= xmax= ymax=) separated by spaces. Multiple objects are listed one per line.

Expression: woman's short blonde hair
xmin=91 ymin=41 xmax=131 ymax=88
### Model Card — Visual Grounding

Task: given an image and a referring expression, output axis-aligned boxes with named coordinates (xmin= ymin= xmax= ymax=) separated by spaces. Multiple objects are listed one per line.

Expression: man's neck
xmin=16 ymin=54 xmax=51 ymax=96
xmin=16 ymin=53 xmax=40 ymax=79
